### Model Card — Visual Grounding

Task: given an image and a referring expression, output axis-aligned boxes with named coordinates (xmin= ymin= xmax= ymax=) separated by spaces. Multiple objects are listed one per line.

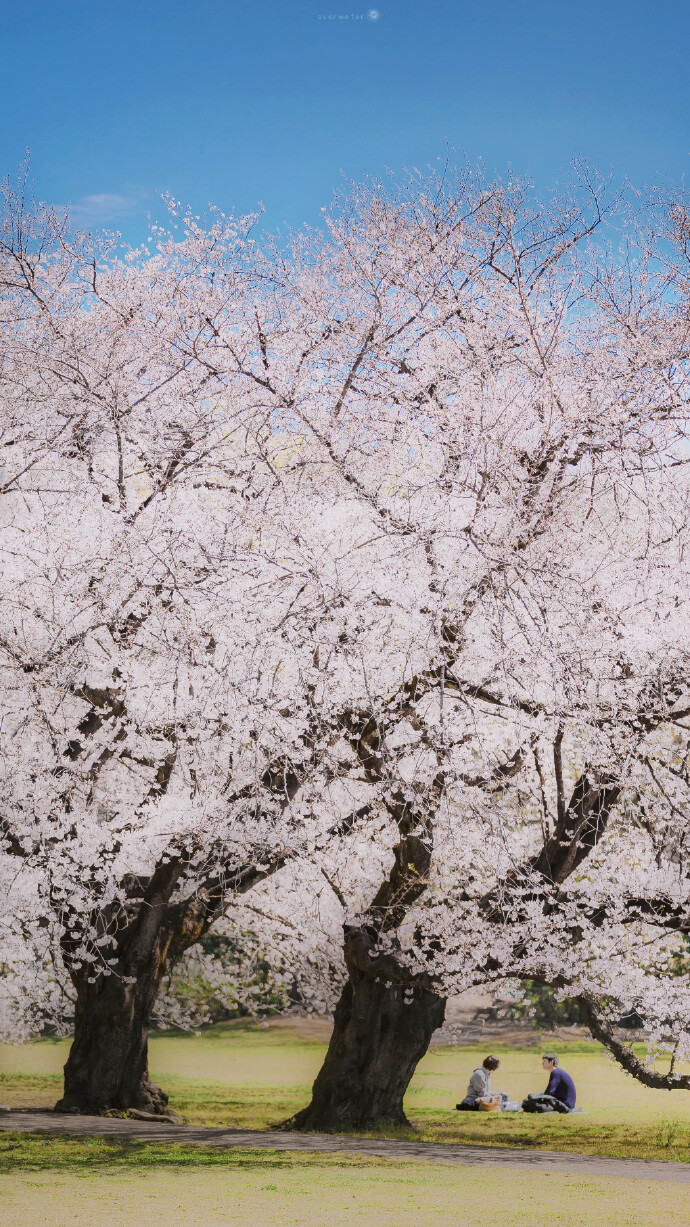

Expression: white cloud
xmin=69 ymin=192 xmax=141 ymax=226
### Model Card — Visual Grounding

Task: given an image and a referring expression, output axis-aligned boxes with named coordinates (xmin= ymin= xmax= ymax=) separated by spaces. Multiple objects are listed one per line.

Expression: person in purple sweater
xmin=522 ymin=1054 xmax=576 ymax=1114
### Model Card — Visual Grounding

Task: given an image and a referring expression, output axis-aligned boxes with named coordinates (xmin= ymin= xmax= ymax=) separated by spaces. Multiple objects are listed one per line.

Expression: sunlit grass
xmin=3 ymin=1146 xmax=690 ymax=1227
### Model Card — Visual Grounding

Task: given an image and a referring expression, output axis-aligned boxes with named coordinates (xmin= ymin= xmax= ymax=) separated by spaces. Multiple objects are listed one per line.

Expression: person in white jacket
xmin=456 ymin=1054 xmax=501 ymax=1110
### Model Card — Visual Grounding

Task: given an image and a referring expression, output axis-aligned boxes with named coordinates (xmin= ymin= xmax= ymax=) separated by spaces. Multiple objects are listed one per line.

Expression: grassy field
xmin=2 ymin=1139 xmax=690 ymax=1227
xmin=3 ymin=1020 xmax=690 ymax=1163
xmin=3 ymin=1023 xmax=690 ymax=1224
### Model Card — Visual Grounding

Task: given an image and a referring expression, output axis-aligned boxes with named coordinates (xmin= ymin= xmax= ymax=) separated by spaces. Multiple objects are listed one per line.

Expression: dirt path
xmin=2 ymin=1108 xmax=690 ymax=1183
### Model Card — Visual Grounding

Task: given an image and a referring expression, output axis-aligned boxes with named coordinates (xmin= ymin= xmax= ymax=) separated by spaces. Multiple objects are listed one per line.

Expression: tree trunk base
xmin=285 ymin=965 xmax=445 ymax=1133
xmin=54 ymin=1073 xmax=169 ymax=1117
xmin=55 ymin=976 xmax=169 ymax=1117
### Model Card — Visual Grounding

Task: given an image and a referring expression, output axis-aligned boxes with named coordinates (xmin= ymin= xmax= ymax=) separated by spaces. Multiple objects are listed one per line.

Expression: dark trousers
xmin=456 ymin=1099 xmax=479 ymax=1110
xmin=521 ymin=1093 xmax=570 ymax=1114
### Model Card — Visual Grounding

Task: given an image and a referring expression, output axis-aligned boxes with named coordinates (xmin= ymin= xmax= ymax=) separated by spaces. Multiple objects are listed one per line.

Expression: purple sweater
xmin=545 ymin=1068 xmax=576 ymax=1110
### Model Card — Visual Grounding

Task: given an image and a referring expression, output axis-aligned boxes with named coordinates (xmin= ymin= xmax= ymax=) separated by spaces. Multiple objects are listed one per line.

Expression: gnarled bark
xmin=53 ymin=851 xmax=292 ymax=1116
xmin=55 ymin=969 xmax=168 ymax=1115
xmin=286 ymin=941 xmax=445 ymax=1133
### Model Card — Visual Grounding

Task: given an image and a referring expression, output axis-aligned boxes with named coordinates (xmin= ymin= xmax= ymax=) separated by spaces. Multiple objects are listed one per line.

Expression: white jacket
xmin=464 ymin=1065 xmax=491 ymax=1104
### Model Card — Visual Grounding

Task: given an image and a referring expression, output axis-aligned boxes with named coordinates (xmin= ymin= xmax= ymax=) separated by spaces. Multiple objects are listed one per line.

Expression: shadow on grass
xmin=0 ymin=1133 xmax=389 ymax=1174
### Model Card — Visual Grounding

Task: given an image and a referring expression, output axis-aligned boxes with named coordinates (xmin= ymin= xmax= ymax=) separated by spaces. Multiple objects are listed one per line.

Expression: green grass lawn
xmin=2 ymin=1019 xmax=690 ymax=1167
xmin=2 ymin=1140 xmax=690 ymax=1227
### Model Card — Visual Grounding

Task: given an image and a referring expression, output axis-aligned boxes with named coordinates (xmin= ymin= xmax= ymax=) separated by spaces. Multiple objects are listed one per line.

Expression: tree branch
xmin=577 ymin=994 xmax=690 ymax=1090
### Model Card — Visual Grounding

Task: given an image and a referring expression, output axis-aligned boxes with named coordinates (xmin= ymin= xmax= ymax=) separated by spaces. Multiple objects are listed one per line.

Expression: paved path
xmin=2 ymin=1109 xmax=690 ymax=1183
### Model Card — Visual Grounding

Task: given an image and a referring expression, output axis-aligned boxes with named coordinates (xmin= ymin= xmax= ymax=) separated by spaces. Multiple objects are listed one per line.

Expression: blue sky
xmin=2 ymin=0 xmax=688 ymax=242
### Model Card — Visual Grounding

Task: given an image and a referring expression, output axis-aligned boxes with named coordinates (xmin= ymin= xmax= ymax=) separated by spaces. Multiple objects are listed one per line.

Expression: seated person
xmin=522 ymin=1054 xmax=576 ymax=1114
xmin=456 ymin=1054 xmax=500 ymax=1110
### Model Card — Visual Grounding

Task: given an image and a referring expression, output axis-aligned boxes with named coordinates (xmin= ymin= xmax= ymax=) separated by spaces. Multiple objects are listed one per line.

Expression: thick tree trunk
xmin=286 ymin=962 xmax=446 ymax=1132
xmin=54 ymin=971 xmax=168 ymax=1116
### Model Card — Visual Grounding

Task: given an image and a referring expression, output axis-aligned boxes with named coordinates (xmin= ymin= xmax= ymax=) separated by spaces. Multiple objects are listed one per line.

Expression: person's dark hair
xmin=543 ymin=1053 xmax=559 ymax=1066
xmin=483 ymin=1055 xmax=500 ymax=1071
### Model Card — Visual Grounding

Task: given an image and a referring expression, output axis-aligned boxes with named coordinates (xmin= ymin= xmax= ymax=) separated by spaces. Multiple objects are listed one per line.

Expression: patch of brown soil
xmin=265 ymin=1015 xmax=334 ymax=1042
xmin=265 ymin=1012 xmax=591 ymax=1049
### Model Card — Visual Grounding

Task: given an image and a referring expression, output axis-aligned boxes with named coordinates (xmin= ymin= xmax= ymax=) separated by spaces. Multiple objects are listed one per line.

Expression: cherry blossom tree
xmin=0 ymin=173 xmax=379 ymax=1114
xmin=265 ymin=167 xmax=690 ymax=1130
xmin=3 ymin=161 xmax=690 ymax=1132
